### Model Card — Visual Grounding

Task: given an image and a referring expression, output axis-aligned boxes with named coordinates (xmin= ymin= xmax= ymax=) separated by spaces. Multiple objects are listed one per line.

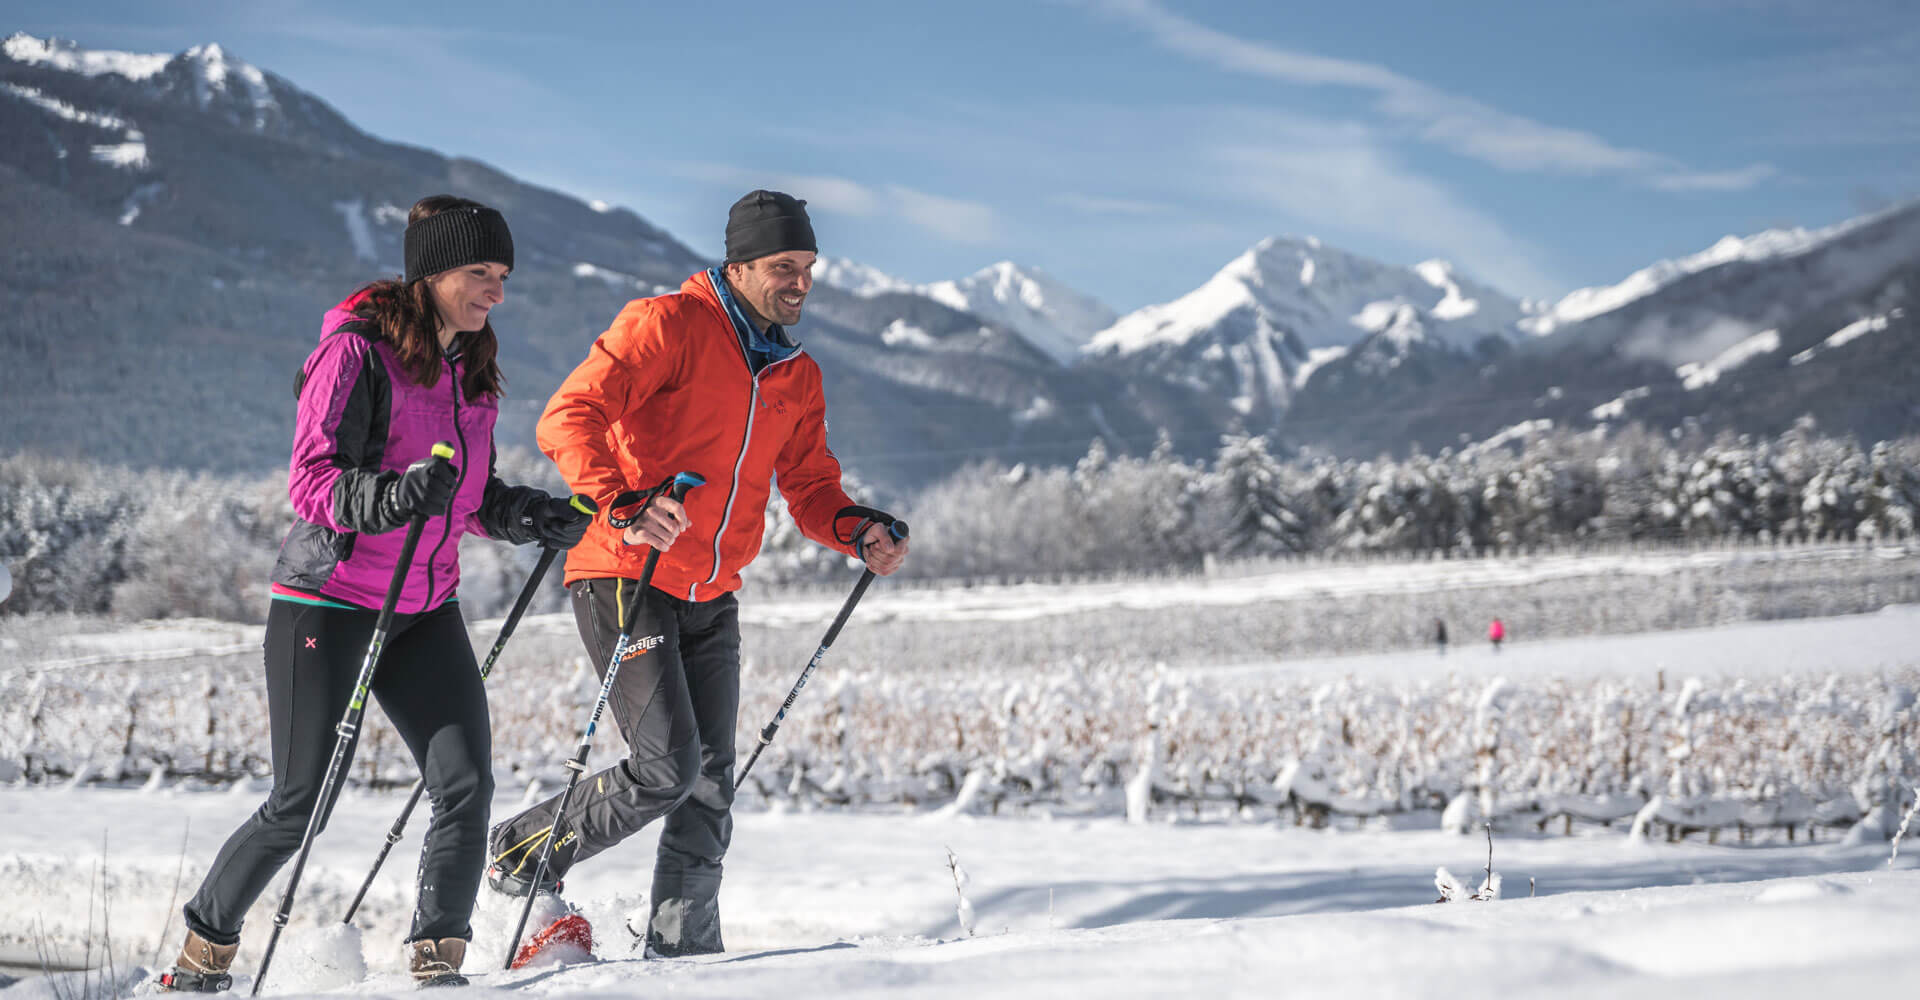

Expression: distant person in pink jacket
xmin=1488 ymin=618 xmax=1507 ymax=651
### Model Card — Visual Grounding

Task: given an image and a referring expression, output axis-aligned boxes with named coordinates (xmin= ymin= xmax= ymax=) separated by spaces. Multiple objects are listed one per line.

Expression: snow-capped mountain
xmin=1090 ymin=236 xmax=1528 ymax=357
xmin=1289 ymin=199 xmax=1920 ymax=455
xmin=1081 ymin=237 xmax=1529 ymax=421
xmin=4 ymin=33 xmax=389 ymax=153
xmin=814 ymin=259 xmax=1118 ymax=367
xmin=1520 ymin=207 xmax=1915 ymax=339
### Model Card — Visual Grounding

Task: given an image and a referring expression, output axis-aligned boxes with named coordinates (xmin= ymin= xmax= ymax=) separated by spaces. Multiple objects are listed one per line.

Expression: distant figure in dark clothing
xmin=1435 ymin=618 xmax=1448 ymax=655
xmin=1488 ymin=618 xmax=1506 ymax=652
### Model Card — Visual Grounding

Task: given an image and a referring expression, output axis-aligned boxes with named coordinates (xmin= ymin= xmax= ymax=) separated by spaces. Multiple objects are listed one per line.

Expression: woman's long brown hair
xmin=348 ymin=195 xmax=505 ymax=401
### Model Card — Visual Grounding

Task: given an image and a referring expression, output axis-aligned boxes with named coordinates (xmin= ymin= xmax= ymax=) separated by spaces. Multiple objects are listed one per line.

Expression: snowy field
xmin=1 ymin=552 xmax=1917 ymax=997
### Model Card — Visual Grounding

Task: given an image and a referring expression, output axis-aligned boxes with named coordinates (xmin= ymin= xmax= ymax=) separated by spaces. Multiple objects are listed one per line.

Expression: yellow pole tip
xmin=430 ymin=442 xmax=456 ymax=460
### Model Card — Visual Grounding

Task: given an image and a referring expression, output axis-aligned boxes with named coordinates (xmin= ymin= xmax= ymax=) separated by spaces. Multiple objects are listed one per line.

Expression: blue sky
xmin=12 ymin=0 xmax=1918 ymax=311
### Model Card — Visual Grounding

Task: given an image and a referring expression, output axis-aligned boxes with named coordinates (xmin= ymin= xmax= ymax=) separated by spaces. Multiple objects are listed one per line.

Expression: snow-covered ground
xmin=1 ymin=784 xmax=1914 ymax=998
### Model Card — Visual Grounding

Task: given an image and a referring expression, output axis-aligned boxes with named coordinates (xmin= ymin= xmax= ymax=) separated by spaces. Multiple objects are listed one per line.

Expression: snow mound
xmin=1753 ymin=878 xmax=1854 ymax=903
xmin=271 ymin=922 xmax=366 ymax=992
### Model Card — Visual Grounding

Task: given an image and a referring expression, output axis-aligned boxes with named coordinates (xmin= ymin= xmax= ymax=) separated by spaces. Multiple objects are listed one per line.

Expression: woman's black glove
xmin=383 ymin=456 xmax=459 ymax=522
xmin=521 ymin=495 xmax=594 ymax=549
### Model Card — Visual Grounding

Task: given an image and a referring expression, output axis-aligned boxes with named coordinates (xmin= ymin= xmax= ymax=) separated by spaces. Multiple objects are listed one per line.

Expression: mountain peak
xmin=812 ymin=257 xmax=916 ymax=297
xmin=925 ymin=262 xmax=1118 ymax=366
xmin=812 ymin=257 xmax=1115 ymax=366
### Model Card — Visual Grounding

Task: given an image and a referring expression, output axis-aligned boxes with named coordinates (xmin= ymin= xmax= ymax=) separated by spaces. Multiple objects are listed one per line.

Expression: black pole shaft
xmin=480 ymin=545 xmax=563 ymax=680
xmin=735 ymin=518 xmax=906 ymax=791
xmin=734 ymin=569 xmax=874 ymax=789
xmin=252 ymin=510 xmax=432 ymax=995
xmin=339 ymin=544 xmax=563 ymax=926
xmin=503 ymin=477 xmax=695 ymax=969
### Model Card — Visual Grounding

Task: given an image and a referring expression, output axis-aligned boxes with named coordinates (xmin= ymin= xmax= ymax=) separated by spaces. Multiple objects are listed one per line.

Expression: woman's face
xmin=426 ymin=261 xmax=509 ymax=336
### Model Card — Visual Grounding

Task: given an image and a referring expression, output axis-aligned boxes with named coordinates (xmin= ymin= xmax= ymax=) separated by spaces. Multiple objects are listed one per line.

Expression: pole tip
xmin=430 ymin=442 xmax=456 ymax=461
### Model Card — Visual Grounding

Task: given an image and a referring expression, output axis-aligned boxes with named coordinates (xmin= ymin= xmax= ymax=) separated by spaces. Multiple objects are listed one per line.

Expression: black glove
xmin=384 ymin=456 xmax=459 ymax=521
xmin=521 ymin=495 xmax=594 ymax=549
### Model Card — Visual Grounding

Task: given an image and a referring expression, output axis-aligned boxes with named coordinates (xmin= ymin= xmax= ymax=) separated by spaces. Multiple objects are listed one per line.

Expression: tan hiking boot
xmin=156 ymin=929 xmax=238 ymax=993
xmin=408 ymin=937 xmax=469 ymax=988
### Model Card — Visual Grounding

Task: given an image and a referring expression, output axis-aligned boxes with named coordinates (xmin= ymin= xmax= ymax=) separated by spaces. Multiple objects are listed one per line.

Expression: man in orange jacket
xmin=487 ymin=190 xmax=908 ymax=956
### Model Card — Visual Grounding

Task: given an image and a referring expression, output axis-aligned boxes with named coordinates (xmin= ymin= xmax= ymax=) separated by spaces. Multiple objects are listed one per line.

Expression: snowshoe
xmin=510 ymin=914 xmax=594 ymax=969
xmin=155 ymin=969 xmax=234 ymax=993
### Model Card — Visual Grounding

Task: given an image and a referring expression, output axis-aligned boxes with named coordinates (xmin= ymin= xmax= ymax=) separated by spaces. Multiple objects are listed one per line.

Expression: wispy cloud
xmin=885 ymin=184 xmax=998 ymax=243
xmin=1210 ymin=118 xmax=1566 ymax=297
xmin=664 ymin=162 xmax=997 ymax=243
xmin=1052 ymin=193 xmax=1176 ymax=216
xmin=1647 ymin=164 xmax=1782 ymax=192
xmin=1089 ymin=0 xmax=1776 ymax=190
xmin=1722 ymin=16 xmax=1920 ymax=148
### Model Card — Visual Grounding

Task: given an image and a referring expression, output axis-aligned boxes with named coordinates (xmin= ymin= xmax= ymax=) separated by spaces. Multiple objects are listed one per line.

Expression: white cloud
xmin=1093 ymin=0 xmax=1777 ymax=190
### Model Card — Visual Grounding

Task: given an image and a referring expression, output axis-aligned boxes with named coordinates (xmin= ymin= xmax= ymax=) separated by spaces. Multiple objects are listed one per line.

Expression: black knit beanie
xmin=724 ymin=190 xmax=816 ymax=263
xmin=404 ymin=206 xmax=514 ymax=283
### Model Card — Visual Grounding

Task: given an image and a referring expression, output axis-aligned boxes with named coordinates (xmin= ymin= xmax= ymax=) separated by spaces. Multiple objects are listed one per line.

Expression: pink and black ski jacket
xmin=269 ymin=293 xmax=547 ymax=613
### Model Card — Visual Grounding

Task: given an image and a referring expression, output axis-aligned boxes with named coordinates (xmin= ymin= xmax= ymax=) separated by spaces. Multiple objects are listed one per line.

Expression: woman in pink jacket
xmin=157 ymin=196 xmax=591 ymax=992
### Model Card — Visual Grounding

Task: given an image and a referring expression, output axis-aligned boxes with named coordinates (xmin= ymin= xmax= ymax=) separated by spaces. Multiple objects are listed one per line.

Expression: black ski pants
xmin=183 ymin=598 xmax=493 ymax=945
xmin=492 ymin=578 xmax=740 ymax=955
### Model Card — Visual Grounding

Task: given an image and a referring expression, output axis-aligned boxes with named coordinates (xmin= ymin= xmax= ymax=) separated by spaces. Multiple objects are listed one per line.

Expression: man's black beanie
xmin=724 ymin=189 xmax=816 ymax=263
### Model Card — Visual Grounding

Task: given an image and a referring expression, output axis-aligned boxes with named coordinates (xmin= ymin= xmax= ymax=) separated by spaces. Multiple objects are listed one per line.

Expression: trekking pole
xmin=736 ymin=518 xmax=909 ymax=790
xmin=504 ymin=472 xmax=704 ymax=970
xmin=340 ymin=493 xmax=597 ymax=926
xmin=252 ymin=442 xmax=455 ymax=996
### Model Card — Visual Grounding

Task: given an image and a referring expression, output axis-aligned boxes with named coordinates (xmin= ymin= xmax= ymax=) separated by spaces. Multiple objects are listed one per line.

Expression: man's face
xmin=730 ymin=250 xmax=816 ymax=327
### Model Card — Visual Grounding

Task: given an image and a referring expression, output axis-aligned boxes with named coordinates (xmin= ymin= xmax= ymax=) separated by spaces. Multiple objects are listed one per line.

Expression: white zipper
xmin=698 ymin=380 xmax=758 ymax=600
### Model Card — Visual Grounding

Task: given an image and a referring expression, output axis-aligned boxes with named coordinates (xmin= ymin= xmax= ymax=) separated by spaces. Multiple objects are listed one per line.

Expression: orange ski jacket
xmin=538 ymin=269 xmax=860 ymax=602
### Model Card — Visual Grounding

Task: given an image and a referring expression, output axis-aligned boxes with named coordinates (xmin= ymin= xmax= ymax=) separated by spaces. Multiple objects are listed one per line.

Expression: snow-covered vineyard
xmin=6 ymin=639 xmax=1915 ymax=845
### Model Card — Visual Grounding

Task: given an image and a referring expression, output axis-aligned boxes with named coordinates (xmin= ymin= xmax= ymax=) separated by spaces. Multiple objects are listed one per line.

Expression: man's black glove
xmin=521 ymin=495 xmax=594 ymax=550
xmin=383 ymin=456 xmax=459 ymax=522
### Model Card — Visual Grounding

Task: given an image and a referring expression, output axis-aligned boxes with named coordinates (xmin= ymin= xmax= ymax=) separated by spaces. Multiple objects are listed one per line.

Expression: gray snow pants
xmin=184 ymin=598 xmax=493 ymax=945
xmin=491 ymin=578 xmax=740 ymax=956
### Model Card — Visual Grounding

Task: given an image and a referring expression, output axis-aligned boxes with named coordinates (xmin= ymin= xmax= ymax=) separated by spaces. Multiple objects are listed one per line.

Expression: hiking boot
xmin=156 ymin=929 xmax=237 ymax=993
xmin=408 ymin=937 xmax=468 ymax=988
